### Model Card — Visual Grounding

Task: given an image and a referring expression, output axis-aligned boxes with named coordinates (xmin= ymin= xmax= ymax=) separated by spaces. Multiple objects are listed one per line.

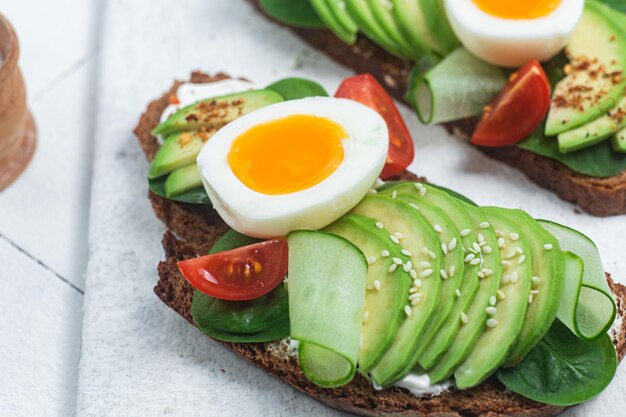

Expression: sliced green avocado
xmin=613 ymin=127 xmax=626 ymax=152
xmin=428 ymin=202 xmax=503 ymax=383
xmin=390 ymin=0 xmax=435 ymax=56
xmin=149 ymin=131 xmax=210 ymax=179
xmin=419 ymin=0 xmax=459 ymax=55
xmin=345 ymin=0 xmax=409 ymax=59
xmin=349 ymin=195 xmax=443 ymax=386
xmin=152 ymin=89 xmax=284 ymax=137
xmin=164 ymin=164 xmax=202 ymax=198
xmin=545 ymin=2 xmax=626 ymax=136
xmin=367 ymin=0 xmax=418 ymax=59
xmin=324 ymin=215 xmax=411 ymax=373
xmin=499 ymin=209 xmax=564 ymax=367
xmin=310 ymin=0 xmax=357 ymax=44
xmin=454 ymin=207 xmax=533 ymax=389
xmin=558 ymin=95 xmax=626 ymax=153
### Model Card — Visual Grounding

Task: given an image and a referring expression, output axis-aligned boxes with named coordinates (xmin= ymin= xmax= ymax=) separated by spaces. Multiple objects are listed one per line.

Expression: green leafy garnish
xmin=497 ymin=320 xmax=617 ymax=406
xmin=148 ymin=176 xmax=211 ymax=205
xmin=258 ymin=0 xmax=326 ymax=28
xmin=266 ymin=77 xmax=329 ymax=100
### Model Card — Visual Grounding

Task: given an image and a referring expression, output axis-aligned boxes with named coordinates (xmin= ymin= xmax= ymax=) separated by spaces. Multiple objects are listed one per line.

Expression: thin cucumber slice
xmin=288 ymin=230 xmax=368 ymax=387
xmin=538 ymin=220 xmax=616 ymax=341
xmin=408 ymin=48 xmax=506 ymax=124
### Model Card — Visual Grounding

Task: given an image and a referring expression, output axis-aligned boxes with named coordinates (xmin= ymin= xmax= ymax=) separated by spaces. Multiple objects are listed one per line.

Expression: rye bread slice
xmin=249 ymin=0 xmax=626 ymax=217
xmin=135 ymin=73 xmax=626 ymax=417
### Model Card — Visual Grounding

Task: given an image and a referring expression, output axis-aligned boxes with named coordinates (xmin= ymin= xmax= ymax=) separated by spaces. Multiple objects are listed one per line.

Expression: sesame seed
xmin=477 ymin=233 xmax=485 ymax=243
xmin=510 ymin=233 xmax=520 ymax=241
xmin=373 ymin=280 xmax=381 ymax=290
xmin=440 ymin=269 xmax=448 ymax=279
xmin=449 ymin=266 xmax=455 ymax=277
xmin=366 ymin=284 xmax=374 ymax=291
xmin=495 ymin=230 xmax=505 ymax=237
xmin=511 ymin=272 xmax=519 ymax=284
xmin=515 ymin=247 xmax=523 ymax=254
xmin=486 ymin=306 xmax=497 ymax=315
xmin=480 ymin=222 xmax=490 ymax=229
xmin=420 ymin=269 xmax=433 ymax=278
xmin=409 ymin=203 xmax=419 ymax=210
xmin=401 ymin=249 xmax=412 ymax=257
xmin=368 ymin=189 xmax=378 ymax=195
xmin=403 ymin=261 xmax=413 ymax=272
xmin=442 ymin=243 xmax=448 ymax=255
xmin=481 ymin=268 xmax=493 ymax=276
xmin=390 ymin=235 xmax=400 ymax=244
xmin=409 ymin=287 xmax=418 ymax=294
xmin=392 ymin=257 xmax=403 ymax=265
xmin=544 ymin=244 xmax=553 ymax=251
xmin=409 ymin=293 xmax=421 ymax=301
xmin=528 ymin=294 xmax=534 ymax=304
xmin=419 ymin=187 xmax=427 ymax=197
xmin=456 ymin=289 xmax=462 ymax=297
xmin=460 ymin=312 xmax=469 ymax=324
xmin=410 ymin=269 xmax=418 ymax=280
xmin=420 ymin=261 xmax=431 ymax=268
xmin=434 ymin=224 xmax=443 ymax=234
xmin=464 ymin=253 xmax=476 ymax=262
xmin=486 ymin=318 xmax=498 ymax=328
xmin=532 ymin=276 xmax=541 ymax=286
xmin=391 ymin=190 xmax=397 ymax=199
xmin=394 ymin=232 xmax=404 ymax=240
xmin=518 ymin=255 xmax=526 ymax=264
xmin=375 ymin=221 xmax=384 ymax=229
xmin=404 ymin=305 xmax=412 ymax=316
xmin=448 ymin=238 xmax=457 ymax=251
xmin=473 ymin=242 xmax=482 ymax=253
xmin=497 ymin=238 xmax=505 ymax=248
xmin=478 ymin=240 xmax=486 ymax=247
xmin=415 ymin=183 xmax=424 ymax=190
xmin=381 ymin=250 xmax=390 ymax=258
xmin=478 ymin=271 xmax=485 ymax=279
xmin=364 ymin=311 xmax=369 ymax=321
xmin=502 ymin=260 xmax=512 ymax=267
xmin=489 ymin=296 xmax=497 ymax=306
xmin=388 ymin=263 xmax=398 ymax=273
xmin=413 ymin=278 xmax=422 ymax=287
xmin=470 ymin=258 xmax=481 ymax=266
xmin=411 ymin=298 xmax=421 ymax=306
xmin=505 ymin=250 xmax=517 ymax=259
xmin=530 ymin=290 xmax=539 ymax=295
xmin=502 ymin=274 xmax=511 ymax=284
xmin=497 ymin=290 xmax=506 ymax=300
xmin=460 ymin=229 xmax=471 ymax=237
xmin=367 ymin=256 xmax=377 ymax=265
xmin=428 ymin=250 xmax=437 ymax=260
xmin=482 ymin=246 xmax=492 ymax=254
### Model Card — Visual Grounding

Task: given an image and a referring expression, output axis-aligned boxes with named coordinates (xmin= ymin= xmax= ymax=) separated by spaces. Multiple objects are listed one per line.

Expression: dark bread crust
xmin=135 ymin=73 xmax=626 ymax=417
xmin=248 ymin=1 xmax=626 ymax=217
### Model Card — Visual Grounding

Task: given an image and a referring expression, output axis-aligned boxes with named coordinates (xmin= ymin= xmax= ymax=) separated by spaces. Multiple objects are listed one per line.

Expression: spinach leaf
xmin=191 ymin=229 xmax=290 ymax=342
xmin=266 ymin=77 xmax=329 ymax=100
xmin=258 ymin=0 xmax=326 ymax=28
xmin=148 ymin=176 xmax=211 ymax=205
xmin=497 ymin=320 xmax=617 ymax=406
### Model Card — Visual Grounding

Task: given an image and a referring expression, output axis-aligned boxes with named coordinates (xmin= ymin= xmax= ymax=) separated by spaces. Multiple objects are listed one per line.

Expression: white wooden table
xmin=0 ymin=0 xmax=100 ymax=415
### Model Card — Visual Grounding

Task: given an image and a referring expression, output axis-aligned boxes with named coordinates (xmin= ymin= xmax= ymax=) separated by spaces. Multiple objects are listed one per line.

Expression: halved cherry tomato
xmin=335 ymin=74 xmax=415 ymax=178
xmin=177 ymin=238 xmax=288 ymax=301
xmin=471 ymin=60 xmax=551 ymax=147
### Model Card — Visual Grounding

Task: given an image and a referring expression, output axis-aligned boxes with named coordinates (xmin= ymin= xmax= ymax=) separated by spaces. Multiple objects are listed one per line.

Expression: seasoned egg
xmin=445 ymin=0 xmax=584 ymax=67
xmin=197 ymin=97 xmax=388 ymax=238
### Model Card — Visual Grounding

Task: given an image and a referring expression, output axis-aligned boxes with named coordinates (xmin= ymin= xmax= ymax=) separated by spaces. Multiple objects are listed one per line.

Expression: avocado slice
xmin=344 ymin=0 xmax=409 ymax=59
xmin=164 ymin=164 xmax=203 ymax=198
xmin=349 ymin=195 xmax=443 ymax=386
xmin=367 ymin=0 xmax=418 ymax=59
xmin=149 ymin=131 xmax=212 ymax=179
xmin=557 ymin=95 xmax=626 ymax=153
xmin=454 ymin=207 xmax=533 ymax=389
xmin=390 ymin=0 xmax=436 ymax=56
xmin=613 ymin=127 xmax=626 ymax=152
xmin=419 ymin=0 xmax=459 ymax=55
xmin=545 ymin=2 xmax=626 ymax=136
xmin=324 ymin=215 xmax=411 ymax=373
xmin=152 ymin=89 xmax=284 ymax=137
xmin=498 ymin=209 xmax=564 ymax=367
xmin=310 ymin=0 xmax=357 ymax=44
xmin=427 ymin=203 xmax=503 ymax=383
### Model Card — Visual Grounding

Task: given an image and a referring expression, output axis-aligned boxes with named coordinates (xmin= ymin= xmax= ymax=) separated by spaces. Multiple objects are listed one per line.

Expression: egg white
xmin=197 ymin=97 xmax=389 ymax=238
xmin=445 ymin=0 xmax=584 ymax=67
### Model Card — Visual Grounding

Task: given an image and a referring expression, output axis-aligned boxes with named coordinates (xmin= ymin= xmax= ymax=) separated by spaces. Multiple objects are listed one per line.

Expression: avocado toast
xmin=135 ymin=72 xmax=626 ymax=416
xmin=251 ymin=0 xmax=626 ymax=217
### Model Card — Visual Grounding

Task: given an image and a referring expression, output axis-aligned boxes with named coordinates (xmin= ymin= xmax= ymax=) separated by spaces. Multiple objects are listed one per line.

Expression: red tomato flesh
xmin=335 ymin=74 xmax=415 ymax=178
xmin=471 ymin=60 xmax=551 ymax=147
xmin=177 ymin=238 xmax=288 ymax=301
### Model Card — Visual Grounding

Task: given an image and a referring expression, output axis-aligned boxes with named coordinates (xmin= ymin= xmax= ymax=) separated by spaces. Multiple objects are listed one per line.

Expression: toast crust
xmin=248 ymin=0 xmax=626 ymax=217
xmin=135 ymin=73 xmax=626 ymax=417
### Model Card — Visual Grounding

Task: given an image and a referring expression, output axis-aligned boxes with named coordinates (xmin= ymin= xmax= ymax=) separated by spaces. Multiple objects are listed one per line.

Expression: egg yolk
xmin=228 ymin=114 xmax=346 ymax=195
xmin=473 ymin=0 xmax=561 ymax=19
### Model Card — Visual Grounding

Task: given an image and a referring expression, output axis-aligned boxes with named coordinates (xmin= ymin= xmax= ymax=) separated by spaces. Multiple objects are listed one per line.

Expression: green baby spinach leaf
xmin=258 ymin=0 xmax=326 ymax=28
xmin=497 ymin=319 xmax=617 ymax=406
xmin=266 ymin=77 xmax=329 ymax=100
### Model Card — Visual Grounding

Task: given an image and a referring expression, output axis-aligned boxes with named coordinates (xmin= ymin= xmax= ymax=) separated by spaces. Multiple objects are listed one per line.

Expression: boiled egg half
xmin=445 ymin=0 xmax=584 ymax=67
xmin=197 ymin=97 xmax=388 ymax=238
